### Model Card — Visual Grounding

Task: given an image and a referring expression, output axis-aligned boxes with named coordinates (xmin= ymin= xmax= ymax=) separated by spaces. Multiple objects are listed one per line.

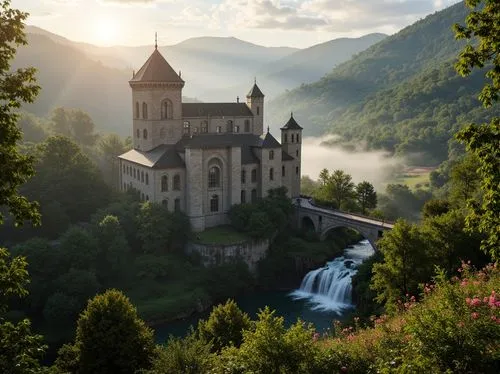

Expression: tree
xmin=197 ymin=299 xmax=251 ymax=352
xmin=59 ymin=226 xmax=99 ymax=270
xmin=371 ymin=220 xmax=433 ymax=312
xmin=356 ymin=181 xmax=377 ymax=214
xmin=51 ymin=107 xmax=71 ymax=137
xmin=449 ymin=154 xmax=480 ymax=203
xmin=70 ymin=109 xmax=97 ymax=146
xmin=0 ymin=0 xmax=40 ymax=226
xmin=422 ymin=199 xmax=450 ymax=219
xmin=454 ymin=0 xmax=500 ymax=259
xmin=99 ymin=133 xmax=131 ymax=189
xmin=327 ymin=170 xmax=355 ymax=209
xmin=70 ymin=289 xmax=155 ymax=374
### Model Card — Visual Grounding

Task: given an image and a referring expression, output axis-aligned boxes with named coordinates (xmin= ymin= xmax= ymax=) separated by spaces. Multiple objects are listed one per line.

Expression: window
xmin=162 ymin=99 xmax=173 ymax=119
xmin=208 ymin=167 xmax=220 ymax=188
xmin=241 ymin=169 xmax=246 ymax=184
xmin=123 ymin=182 xmax=126 ymax=191
xmin=162 ymin=199 xmax=168 ymax=208
xmin=122 ymin=164 xmax=125 ymax=173
xmin=234 ymin=125 xmax=240 ymax=133
xmin=284 ymin=133 xmax=288 ymax=143
xmin=210 ymin=195 xmax=219 ymax=212
xmin=291 ymin=134 xmax=295 ymax=143
xmin=251 ymin=169 xmax=257 ymax=183
xmin=244 ymin=119 xmax=250 ymax=132
xmin=161 ymin=175 xmax=168 ymax=192
xmin=142 ymin=102 xmax=148 ymax=119
xmin=135 ymin=102 xmax=139 ymax=119
xmin=174 ymin=198 xmax=181 ymax=212
xmin=133 ymin=168 xmax=136 ymax=179
xmin=145 ymin=173 xmax=149 ymax=185
xmin=143 ymin=129 xmax=148 ymax=139
xmin=269 ymin=168 xmax=274 ymax=181
xmin=269 ymin=150 xmax=274 ymax=160
xmin=136 ymin=129 xmax=140 ymax=138
xmin=282 ymin=165 xmax=285 ymax=177
xmin=146 ymin=195 xmax=149 ymax=201
xmin=227 ymin=120 xmax=233 ymax=132
xmin=296 ymin=149 xmax=299 ymax=157
xmin=141 ymin=171 xmax=144 ymax=183
xmin=296 ymin=166 xmax=299 ymax=175
xmin=251 ymin=189 xmax=257 ymax=203
xmin=241 ymin=190 xmax=246 ymax=203
xmin=201 ymin=121 xmax=208 ymax=133
xmin=183 ymin=121 xmax=190 ymax=135
xmin=256 ymin=106 xmax=260 ymax=115
xmin=216 ymin=126 xmax=222 ymax=133
xmin=173 ymin=174 xmax=181 ymax=191
xmin=141 ymin=193 xmax=145 ymax=201
xmin=193 ymin=127 xmax=198 ymax=134
xmin=297 ymin=134 xmax=300 ymax=143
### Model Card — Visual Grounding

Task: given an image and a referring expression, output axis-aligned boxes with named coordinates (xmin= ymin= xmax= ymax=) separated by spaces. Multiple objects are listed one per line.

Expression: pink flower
xmin=470 ymin=298 xmax=482 ymax=307
xmin=471 ymin=312 xmax=480 ymax=320
xmin=312 ymin=332 xmax=320 ymax=342
xmin=457 ymin=321 xmax=465 ymax=328
xmin=465 ymin=297 xmax=472 ymax=305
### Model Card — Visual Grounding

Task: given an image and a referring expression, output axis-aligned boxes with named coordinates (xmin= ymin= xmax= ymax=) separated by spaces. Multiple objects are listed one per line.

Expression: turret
xmin=129 ymin=40 xmax=184 ymax=151
xmin=281 ymin=112 xmax=303 ymax=197
xmin=246 ymin=79 xmax=264 ymax=135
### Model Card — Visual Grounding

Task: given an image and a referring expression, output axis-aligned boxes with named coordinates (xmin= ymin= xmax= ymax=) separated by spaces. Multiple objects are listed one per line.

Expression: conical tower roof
xmin=130 ymin=48 xmax=184 ymax=84
xmin=280 ymin=113 xmax=303 ymax=130
xmin=246 ymin=82 xmax=264 ymax=98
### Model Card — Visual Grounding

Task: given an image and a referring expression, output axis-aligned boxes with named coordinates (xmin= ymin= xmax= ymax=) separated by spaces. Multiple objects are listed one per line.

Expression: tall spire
xmin=155 ymin=32 xmax=158 ymax=50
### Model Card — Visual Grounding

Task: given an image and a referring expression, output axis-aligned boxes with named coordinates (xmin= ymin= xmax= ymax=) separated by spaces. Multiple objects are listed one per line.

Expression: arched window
xmin=173 ymin=174 xmax=181 ymax=191
xmin=244 ymin=119 xmax=250 ymax=132
xmin=241 ymin=190 xmax=246 ymax=203
xmin=241 ymin=169 xmax=246 ymax=184
xmin=145 ymin=173 xmax=149 ymax=185
xmin=251 ymin=169 xmax=257 ymax=183
xmin=136 ymin=129 xmax=140 ymax=138
xmin=201 ymin=121 xmax=208 ymax=133
xmin=162 ymin=99 xmax=173 ymax=119
xmin=208 ymin=166 xmax=220 ymax=188
xmin=142 ymin=102 xmax=148 ymax=119
xmin=210 ymin=194 xmax=219 ymax=212
xmin=216 ymin=126 xmax=222 ymax=133
xmin=135 ymin=102 xmax=140 ymax=119
xmin=282 ymin=165 xmax=285 ymax=177
xmin=269 ymin=167 xmax=274 ymax=181
xmin=251 ymin=189 xmax=257 ymax=203
xmin=269 ymin=150 xmax=274 ymax=160
xmin=143 ymin=129 xmax=148 ymax=139
xmin=174 ymin=198 xmax=181 ymax=212
xmin=161 ymin=175 xmax=168 ymax=192
xmin=162 ymin=199 xmax=168 ymax=208
xmin=141 ymin=171 xmax=144 ymax=183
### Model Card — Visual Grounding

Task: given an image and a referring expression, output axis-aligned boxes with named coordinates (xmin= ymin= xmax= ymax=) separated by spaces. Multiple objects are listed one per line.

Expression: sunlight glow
xmin=93 ymin=17 xmax=119 ymax=45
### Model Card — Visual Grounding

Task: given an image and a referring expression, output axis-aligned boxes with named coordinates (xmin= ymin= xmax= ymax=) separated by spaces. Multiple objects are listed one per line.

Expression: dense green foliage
xmin=0 ymin=0 xmax=40 ymax=226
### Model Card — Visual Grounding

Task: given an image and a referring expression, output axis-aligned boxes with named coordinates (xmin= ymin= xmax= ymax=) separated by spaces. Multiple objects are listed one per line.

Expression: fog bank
xmin=301 ymin=136 xmax=404 ymax=189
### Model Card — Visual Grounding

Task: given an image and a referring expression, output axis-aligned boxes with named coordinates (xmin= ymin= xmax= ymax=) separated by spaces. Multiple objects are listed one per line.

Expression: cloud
xmin=301 ymin=135 xmax=404 ymax=190
xmin=203 ymin=0 xmax=461 ymax=33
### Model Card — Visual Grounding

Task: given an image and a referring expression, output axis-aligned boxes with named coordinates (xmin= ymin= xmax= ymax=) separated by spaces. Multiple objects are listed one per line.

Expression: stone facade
xmin=118 ymin=47 xmax=303 ymax=232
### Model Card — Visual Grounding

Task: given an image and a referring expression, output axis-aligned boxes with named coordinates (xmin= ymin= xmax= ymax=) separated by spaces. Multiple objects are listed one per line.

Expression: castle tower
xmin=246 ymin=80 xmax=265 ymax=135
xmin=281 ymin=113 xmax=303 ymax=197
xmin=129 ymin=42 xmax=184 ymax=151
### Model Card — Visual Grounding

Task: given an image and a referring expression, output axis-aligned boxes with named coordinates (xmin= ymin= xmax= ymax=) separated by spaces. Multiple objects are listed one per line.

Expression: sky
xmin=14 ymin=0 xmax=461 ymax=48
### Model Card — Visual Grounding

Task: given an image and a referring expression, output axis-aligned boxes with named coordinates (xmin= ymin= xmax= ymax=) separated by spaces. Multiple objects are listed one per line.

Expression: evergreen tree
xmin=356 ymin=181 xmax=377 ymax=214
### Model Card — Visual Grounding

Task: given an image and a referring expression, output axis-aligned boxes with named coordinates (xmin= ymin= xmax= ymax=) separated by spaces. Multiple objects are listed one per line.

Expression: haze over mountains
xmin=268 ymin=1 xmax=500 ymax=165
xmin=16 ymin=26 xmax=386 ymax=135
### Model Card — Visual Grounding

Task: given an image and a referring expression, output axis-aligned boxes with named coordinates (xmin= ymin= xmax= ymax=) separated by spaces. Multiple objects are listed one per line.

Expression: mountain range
xmin=268 ymin=1 xmax=499 ymax=165
xmin=16 ymin=26 xmax=386 ymax=135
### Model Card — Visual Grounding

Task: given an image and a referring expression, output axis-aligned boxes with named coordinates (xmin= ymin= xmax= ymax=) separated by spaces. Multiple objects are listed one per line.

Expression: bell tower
xmin=281 ymin=112 xmax=303 ymax=198
xmin=129 ymin=36 xmax=184 ymax=151
xmin=246 ymin=79 xmax=265 ymax=136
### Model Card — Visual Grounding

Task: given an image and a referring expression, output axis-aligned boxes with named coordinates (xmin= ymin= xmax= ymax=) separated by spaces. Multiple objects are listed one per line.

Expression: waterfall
xmin=290 ymin=240 xmax=374 ymax=313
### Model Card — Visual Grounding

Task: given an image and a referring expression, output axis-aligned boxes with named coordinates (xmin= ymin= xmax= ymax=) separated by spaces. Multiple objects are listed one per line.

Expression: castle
xmin=118 ymin=45 xmax=303 ymax=232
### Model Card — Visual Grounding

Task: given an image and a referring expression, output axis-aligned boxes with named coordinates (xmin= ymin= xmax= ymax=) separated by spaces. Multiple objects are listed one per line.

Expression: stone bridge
xmin=294 ymin=198 xmax=394 ymax=250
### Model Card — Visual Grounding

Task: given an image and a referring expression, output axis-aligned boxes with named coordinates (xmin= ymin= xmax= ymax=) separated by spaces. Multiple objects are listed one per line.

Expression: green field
xmin=195 ymin=225 xmax=250 ymax=245
xmin=390 ymin=167 xmax=434 ymax=190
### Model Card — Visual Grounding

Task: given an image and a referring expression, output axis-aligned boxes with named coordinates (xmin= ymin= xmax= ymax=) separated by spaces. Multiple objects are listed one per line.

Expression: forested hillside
xmin=268 ymin=1 xmax=495 ymax=165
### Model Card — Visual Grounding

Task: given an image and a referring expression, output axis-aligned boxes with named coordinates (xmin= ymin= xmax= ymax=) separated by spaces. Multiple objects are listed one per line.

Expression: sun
xmin=94 ymin=17 xmax=119 ymax=45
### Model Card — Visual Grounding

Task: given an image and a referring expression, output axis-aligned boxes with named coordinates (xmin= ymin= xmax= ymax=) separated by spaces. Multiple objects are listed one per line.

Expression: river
xmin=154 ymin=240 xmax=374 ymax=343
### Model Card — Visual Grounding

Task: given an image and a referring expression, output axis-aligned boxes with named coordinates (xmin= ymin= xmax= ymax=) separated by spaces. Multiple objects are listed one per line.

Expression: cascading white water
xmin=290 ymin=240 xmax=374 ymax=313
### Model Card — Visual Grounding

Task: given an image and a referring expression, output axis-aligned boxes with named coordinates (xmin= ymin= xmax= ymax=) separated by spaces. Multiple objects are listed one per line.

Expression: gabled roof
xmin=246 ymin=83 xmax=265 ymax=98
xmin=182 ymin=103 xmax=253 ymax=118
xmin=119 ymin=145 xmax=184 ymax=169
xmin=280 ymin=113 xmax=303 ymax=130
xmin=282 ymin=150 xmax=294 ymax=161
xmin=130 ymin=49 xmax=184 ymax=84
xmin=260 ymin=131 xmax=281 ymax=149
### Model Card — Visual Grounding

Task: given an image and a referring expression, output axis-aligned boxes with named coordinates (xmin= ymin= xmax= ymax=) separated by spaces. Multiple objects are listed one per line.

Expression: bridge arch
xmin=320 ymin=223 xmax=378 ymax=251
xmin=301 ymin=216 xmax=316 ymax=232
